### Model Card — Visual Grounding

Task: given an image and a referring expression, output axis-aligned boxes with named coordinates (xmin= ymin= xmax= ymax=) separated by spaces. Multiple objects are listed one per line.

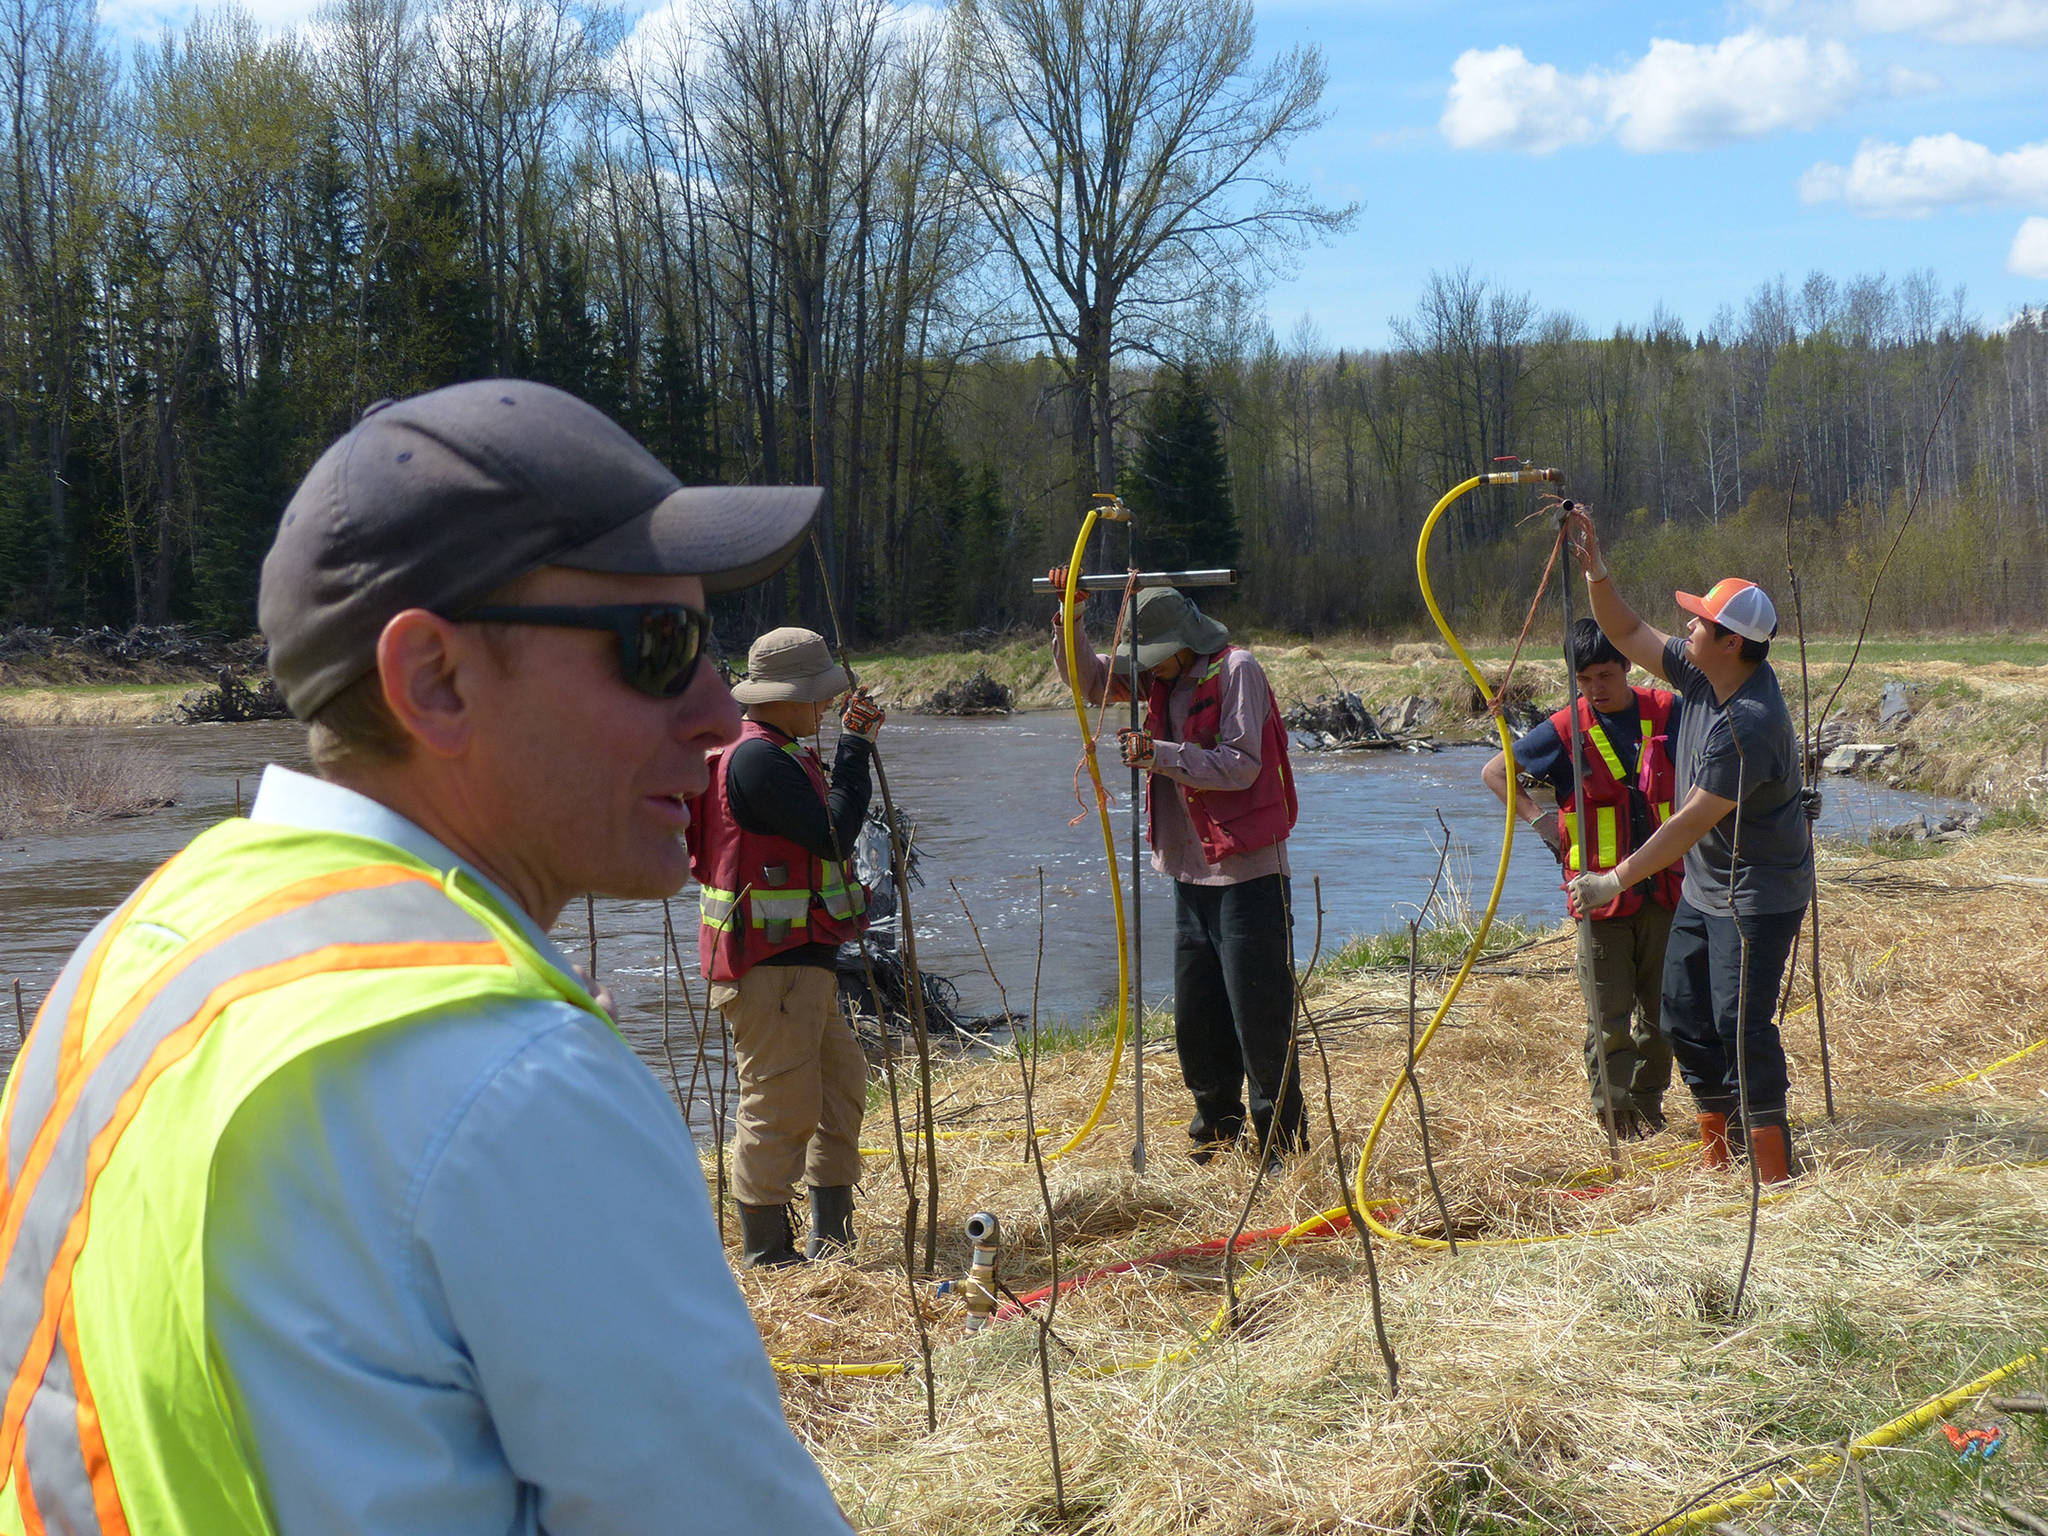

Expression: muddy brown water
xmin=0 ymin=716 xmax=1970 ymax=1137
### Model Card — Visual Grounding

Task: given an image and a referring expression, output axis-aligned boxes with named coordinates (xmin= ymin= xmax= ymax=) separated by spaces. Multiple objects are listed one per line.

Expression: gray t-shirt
xmin=1661 ymin=636 xmax=1813 ymax=917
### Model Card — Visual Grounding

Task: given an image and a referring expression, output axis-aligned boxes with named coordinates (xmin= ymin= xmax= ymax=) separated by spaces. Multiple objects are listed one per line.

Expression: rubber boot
xmin=1749 ymin=1123 xmax=1795 ymax=1185
xmin=1697 ymin=1112 xmax=1732 ymax=1170
xmin=806 ymin=1185 xmax=856 ymax=1260
xmin=737 ymin=1202 xmax=806 ymax=1269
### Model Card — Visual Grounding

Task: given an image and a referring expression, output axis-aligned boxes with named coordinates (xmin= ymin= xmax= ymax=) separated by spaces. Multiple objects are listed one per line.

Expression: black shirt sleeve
xmin=1509 ymin=718 xmax=1571 ymax=802
xmin=724 ymin=732 xmax=875 ymax=860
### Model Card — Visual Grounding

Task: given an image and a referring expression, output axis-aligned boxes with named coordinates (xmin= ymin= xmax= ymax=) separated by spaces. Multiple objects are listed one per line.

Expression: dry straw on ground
xmin=725 ymin=827 xmax=2048 ymax=1533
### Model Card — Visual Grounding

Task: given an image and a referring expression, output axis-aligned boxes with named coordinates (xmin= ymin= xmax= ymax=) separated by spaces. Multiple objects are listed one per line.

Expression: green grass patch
xmin=1866 ymin=832 xmax=1954 ymax=860
xmin=1325 ymin=914 xmax=1551 ymax=975
xmin=1980 ymin=802 xmax=2045 ymax=833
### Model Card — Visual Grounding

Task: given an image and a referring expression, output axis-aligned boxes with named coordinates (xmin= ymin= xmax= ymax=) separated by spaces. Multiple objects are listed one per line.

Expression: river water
xmin=0 ymin=716 xmax=1969 ymax=1121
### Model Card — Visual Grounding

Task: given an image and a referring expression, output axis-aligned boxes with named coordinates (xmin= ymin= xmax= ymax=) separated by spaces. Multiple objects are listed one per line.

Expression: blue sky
xmin=1254 ymin=0 xmax=2048 ymax=346
xmin=107 ymin=0 xmax=2048 ymax=349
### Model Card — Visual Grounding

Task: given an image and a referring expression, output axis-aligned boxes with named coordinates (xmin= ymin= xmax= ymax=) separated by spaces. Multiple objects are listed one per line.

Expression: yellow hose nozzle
xmin=1090 ymin=493 xmax=1133 ymax=522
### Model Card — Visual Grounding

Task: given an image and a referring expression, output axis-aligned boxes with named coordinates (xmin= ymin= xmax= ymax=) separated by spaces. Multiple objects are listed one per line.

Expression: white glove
xmin=1570 ymin=870 xmax=1623 ymax=910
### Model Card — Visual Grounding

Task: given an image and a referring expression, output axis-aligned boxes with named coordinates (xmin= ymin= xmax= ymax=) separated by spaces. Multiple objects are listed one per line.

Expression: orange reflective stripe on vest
xmin=0 ymin=865 xmax=507 ymax=1531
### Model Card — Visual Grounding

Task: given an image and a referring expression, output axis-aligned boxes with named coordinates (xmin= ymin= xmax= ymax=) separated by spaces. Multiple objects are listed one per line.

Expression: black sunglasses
xmin=461 ymin=603 xmax=712 ymax=699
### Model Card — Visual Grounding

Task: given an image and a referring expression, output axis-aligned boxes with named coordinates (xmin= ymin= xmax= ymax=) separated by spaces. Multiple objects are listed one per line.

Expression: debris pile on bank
xmin=921 ymin=669 xmax=1014 ymax=716
xmin=0 ymin=624 xmax=264 ymax=686
xmin=175 ymin=668 xmax=291 ymax=723
xmin=1284 ymin=690 xmax=1441 ymax=752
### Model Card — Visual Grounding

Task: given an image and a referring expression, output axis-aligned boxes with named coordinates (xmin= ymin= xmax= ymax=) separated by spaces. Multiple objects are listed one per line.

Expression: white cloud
xmin=1440 ymin=46 xmax=1600 ymax=154
xmin=1802 ymin=133 xmax=2048 ymax=215
xmin=1850 ymin=0 xmax=2048 ymax=43
xmin=2009 ymin=216 xmax=2048 ymax=277
xmin=1441 ymin=31 xmax=1862 ymax=155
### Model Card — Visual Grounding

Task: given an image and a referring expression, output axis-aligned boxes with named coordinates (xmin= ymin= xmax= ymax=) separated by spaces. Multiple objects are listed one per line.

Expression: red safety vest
xmin=1548 ymin=686 xmax=1682 ymax=920
xmin=686 ymin=720 xmax=869 ymax=983
xmin=1144 ymin=647 xmax=1298 ymax=864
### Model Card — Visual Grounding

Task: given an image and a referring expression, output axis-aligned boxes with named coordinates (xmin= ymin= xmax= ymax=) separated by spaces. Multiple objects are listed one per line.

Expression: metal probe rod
xmin=1030 ymin=569 xmax=1237 ymax=592
xmin=1558 ymin=500 xmax=1625 ymax=1169
xmin=1126 ymin=517 xmax=1146 ymax=1174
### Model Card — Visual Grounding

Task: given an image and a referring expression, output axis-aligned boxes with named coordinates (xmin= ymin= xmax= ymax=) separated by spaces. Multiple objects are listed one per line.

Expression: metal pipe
xmin=1557 ymin=499 xmax=1624 ymax=1169
xmin=961 ymin=1211 xmax=1002 ymax=1332
xmin=1029 ymin=569 xmax=1238 ymax=592
xmin=1478 ymin=468 xmax=1563 ymax=485
xmin=1126 ymin=518 xmax=1147 ymax=1174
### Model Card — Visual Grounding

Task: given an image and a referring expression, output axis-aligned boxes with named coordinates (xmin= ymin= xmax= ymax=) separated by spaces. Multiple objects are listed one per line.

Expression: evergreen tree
xmin=1118 ymin=362 xmax=1238 ymax=571
xmin=528 ymin=240 xmax=617 ymax=414
xmin=642 ymin=322 xmax=715 ymax=482
xmin=365 ymin=140 xmax=493 ymax=399
xmin=191 ymin=368 xmax=296 ymax=633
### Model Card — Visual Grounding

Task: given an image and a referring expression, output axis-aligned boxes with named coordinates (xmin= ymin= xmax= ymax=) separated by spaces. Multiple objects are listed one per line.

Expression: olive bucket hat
xmin=1121 ymin=586 xmax=1230 ymax=676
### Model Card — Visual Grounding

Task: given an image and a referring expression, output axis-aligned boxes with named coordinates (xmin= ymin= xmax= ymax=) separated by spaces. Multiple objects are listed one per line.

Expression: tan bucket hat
xmin=732 ymin=627 xmax=851 ymax=704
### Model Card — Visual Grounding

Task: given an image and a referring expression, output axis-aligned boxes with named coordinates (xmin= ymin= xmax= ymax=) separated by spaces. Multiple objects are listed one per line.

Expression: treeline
xmin=1 ymin=0 xmax=2043 ymax=648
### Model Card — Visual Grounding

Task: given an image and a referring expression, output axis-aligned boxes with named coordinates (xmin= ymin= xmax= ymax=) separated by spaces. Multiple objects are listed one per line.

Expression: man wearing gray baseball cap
xmin=0 ymin=380 xmax=851 ymax=1533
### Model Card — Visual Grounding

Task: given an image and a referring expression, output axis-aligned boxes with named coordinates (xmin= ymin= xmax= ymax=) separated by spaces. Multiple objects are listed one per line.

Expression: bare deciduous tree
xmin=945 ymin=0 xmax=1349 ymax=505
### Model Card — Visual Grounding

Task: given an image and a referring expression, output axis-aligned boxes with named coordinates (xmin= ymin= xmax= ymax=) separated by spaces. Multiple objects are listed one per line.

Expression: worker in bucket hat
xmin=1050 ymin=579 xmax=1302 ymax=1167
xmin=686 ymin=627 xmax=883 ymax=1268
xmin=1564 ymin=511 xmax=1819 ymax=1186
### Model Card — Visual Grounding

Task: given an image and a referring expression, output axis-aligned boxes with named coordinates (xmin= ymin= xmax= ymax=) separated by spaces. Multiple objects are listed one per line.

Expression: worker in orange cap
xmin=1563 ymin=509 xmax=1819 ymax=1184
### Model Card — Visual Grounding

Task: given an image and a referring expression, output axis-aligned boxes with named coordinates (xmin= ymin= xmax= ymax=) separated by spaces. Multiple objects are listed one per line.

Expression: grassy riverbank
xmin=731 ymin=824 xmax=2048 ymax=1533
xmin=850 ymin=629 xmax=2048 ymax=813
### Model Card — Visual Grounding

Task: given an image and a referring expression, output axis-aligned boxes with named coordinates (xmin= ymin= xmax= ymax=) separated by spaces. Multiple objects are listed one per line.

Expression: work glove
xmin=1531 ymin=809 xmax=1565 ymax=860
xmin=1117 ymin=726 xmax=1155 ymax=769
xmin=840 ymin=687 xmax=886 ymax=743
xmin=1048 ymin=565 xmax=1075 ymax=618
xmin=1800 ymin=785 xmax=1822 ymax=822
xmin=1569 ymin=870 xmax=1622 ymax=911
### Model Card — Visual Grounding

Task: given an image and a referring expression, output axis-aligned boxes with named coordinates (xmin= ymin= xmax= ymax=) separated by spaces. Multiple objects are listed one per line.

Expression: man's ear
xmin=375 ymin=609 xmax=477 ymax=760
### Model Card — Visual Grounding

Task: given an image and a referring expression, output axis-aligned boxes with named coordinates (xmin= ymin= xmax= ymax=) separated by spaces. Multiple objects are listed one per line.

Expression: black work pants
xmin=1173 ymin=874 xmax=1303 ymax=1152
xmin=1659 ymin=896 xmax=1805 ymax=1116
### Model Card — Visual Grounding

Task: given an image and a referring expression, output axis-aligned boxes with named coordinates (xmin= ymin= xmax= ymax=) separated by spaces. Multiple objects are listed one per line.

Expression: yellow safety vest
xmin=0 ymin=818 xmax=604 ymax=1535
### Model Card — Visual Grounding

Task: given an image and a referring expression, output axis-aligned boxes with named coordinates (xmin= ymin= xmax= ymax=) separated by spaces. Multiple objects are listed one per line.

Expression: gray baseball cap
xmin=259 ymin=379 xmax=822 ymax=719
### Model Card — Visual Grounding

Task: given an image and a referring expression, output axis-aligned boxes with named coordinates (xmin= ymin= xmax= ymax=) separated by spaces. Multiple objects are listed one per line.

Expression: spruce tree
xmin=1118 ymin=362 xmax=1238 ymax=571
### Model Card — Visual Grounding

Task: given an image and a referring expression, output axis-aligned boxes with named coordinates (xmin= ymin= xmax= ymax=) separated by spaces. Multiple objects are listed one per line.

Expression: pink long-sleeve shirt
xmin=1053 ymin=625 xmax=1289 ymax=887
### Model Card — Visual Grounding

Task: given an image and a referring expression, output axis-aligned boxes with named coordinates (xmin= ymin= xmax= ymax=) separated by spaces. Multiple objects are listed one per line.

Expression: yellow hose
xmin=1343 ymin=474 xmax=1532 ymax=1246
xmin=1038 ymin=509 xmax=1130 ymax=1162
xmin=1634 ymin=1345 xmax=2044 ymax=1535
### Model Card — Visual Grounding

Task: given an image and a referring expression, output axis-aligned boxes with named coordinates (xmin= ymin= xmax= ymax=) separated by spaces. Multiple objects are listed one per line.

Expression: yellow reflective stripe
xmin=1657 ymin=801 xmax=1674 ymax=822
xmin=1563 ymin=809 xmax=1581 ymax=871
xmin=1584 ymin=717 xmax=1628 ymax=782
xmin=816 ymin=859 xmax=865 ymax=920
xmin=749 ymin=891 xmax=812 ymax=924
xmin=1595 ymin=806 xmax=1619 ymax=868
xmin=698 ymin=886 xmax=740 ymax=933
xmin=1201 ymin=658 xmax=1225 ymax=682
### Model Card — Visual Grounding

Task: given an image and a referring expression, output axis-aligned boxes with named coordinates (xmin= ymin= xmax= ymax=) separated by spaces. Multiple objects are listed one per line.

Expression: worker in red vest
xmin=687 ymin=628 xmax=883 ymax=1267
xmin=1052 ymin=581 xmax=1302 ymax=1165
xmin=1482 ymin=619 xmax=1683 ymax=1138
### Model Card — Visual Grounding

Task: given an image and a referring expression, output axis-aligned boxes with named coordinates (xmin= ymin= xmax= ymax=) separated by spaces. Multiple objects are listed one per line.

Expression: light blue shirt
xmin=204 ymin=766 xmax=849 ymax=1534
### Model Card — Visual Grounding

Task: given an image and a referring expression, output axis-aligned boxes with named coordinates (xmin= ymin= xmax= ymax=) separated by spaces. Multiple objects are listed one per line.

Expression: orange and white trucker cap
xmin=1674 ymin=578 xmax=1778 ymax=643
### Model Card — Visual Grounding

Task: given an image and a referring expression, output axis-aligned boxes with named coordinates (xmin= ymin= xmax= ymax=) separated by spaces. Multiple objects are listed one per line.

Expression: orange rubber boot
xmin=1750 ymin=1124 xmax=1793 ymax=1185
xmin=1697 ymin=1112 xmax=1731 ymax=1169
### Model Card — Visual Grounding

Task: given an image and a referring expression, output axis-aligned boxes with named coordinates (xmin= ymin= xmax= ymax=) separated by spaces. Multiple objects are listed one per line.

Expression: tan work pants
xmin=711 ymin=964 xmax=866 ymax=1207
